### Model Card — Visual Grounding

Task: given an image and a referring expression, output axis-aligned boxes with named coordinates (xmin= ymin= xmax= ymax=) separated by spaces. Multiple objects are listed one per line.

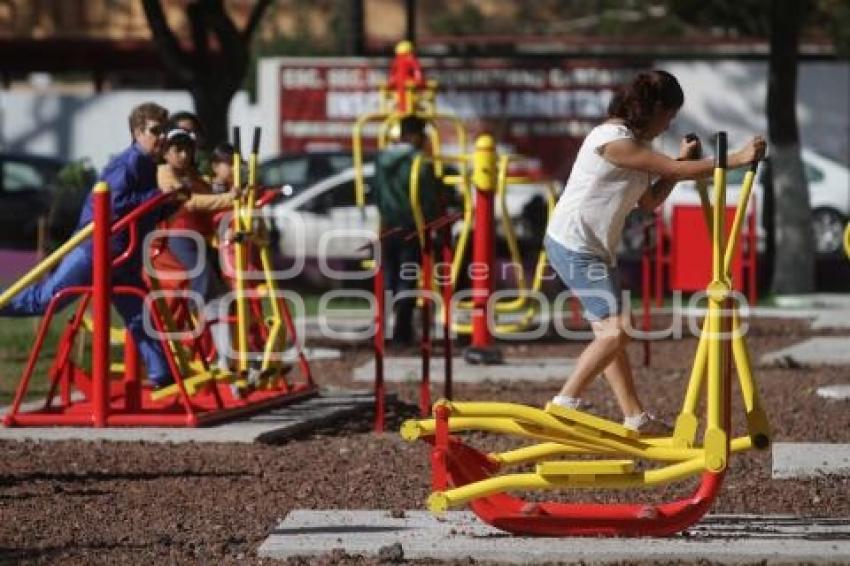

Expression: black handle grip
xmin=715 ymin=131 xmax=727 ymax=169
xmin=684 ymin=132 xmax=701 ymax=158
xmin=233 ymin=127 xmax=241 ymax=155
xmin=252 ymin=127 xmax=261 ymax=154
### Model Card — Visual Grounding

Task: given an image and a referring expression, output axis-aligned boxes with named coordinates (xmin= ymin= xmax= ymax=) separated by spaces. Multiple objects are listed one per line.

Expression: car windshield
xmin=260 ymin=152 xmax=372 ymax=194
xmin=2 ymin=159 xmax=62 ymax=192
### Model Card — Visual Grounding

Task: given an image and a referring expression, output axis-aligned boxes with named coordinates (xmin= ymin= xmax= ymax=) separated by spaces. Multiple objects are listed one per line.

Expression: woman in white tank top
xmin=545 ymin=69 xmax=766 ymax=434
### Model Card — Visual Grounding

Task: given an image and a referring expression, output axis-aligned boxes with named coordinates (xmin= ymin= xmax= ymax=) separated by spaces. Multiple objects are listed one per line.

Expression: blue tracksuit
xmin=0 ymin=143 xmax=173 ymax=384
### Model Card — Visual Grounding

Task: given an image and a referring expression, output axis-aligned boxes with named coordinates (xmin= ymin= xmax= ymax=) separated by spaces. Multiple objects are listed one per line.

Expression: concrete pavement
xmin=353 ymin=356 xmax=574 ymax=383
xmin=258 ymin=510 xmax=850 ymax=563
xmin=0 ymin=389 xmax=375 ymax=444
xmin=772 ymin=443 xmax=850 ymax=479
xmin=761 ymin=337 xmax=850 ymax=366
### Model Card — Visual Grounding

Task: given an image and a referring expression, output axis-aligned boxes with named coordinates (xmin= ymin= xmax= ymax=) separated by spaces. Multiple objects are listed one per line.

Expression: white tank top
xmin=546 ymin=122 xmax=651 ymax=265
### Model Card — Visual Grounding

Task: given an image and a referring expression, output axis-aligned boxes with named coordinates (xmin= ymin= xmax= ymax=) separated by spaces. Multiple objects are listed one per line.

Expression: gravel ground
xmin=1 ymin=317 xmax=848 ymax=565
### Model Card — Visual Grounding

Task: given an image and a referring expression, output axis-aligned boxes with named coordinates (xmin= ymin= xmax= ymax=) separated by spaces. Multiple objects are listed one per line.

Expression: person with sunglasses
xmin=0 ymin=102 xmax=183 ymax=390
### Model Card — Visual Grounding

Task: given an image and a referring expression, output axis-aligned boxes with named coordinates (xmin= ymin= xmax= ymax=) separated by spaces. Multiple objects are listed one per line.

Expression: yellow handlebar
xmin=0 ymin=221 xmax=95 ymax=310
xmin=723 ymin=165 xmax=758 ymax=279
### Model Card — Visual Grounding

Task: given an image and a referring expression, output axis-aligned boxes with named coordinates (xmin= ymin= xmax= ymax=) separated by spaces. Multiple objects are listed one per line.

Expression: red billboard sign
xmin=278 ymin=57 xmax=643 ymax=180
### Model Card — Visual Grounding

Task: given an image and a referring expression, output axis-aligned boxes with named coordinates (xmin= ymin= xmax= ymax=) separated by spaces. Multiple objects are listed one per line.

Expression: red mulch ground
xmin=1 ymin=317 xmax=848 ymax=565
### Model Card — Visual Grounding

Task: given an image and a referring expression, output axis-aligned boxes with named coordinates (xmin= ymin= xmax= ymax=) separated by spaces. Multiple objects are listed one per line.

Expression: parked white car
xmin=620 ymin=148 xmax=850 ymax=258
xmin=269 ymin=163 xmax=556 ymax=261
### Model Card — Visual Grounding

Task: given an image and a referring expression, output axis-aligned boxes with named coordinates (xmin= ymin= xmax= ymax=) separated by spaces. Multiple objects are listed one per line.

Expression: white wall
xmin=0 ymin=89 xmax=270 ymax=170
xmin=658 ymin=61 xmax=849 ymax=163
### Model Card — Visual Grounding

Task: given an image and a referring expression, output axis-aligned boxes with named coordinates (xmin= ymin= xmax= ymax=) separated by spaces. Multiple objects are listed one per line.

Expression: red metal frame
xmin=371 ymin=211 xmax=461 ymax=431
xmin=650 ymin=202 xmax=758 ymax=306
xmin=428 ymin=407 xmax=724 ymax=537
xmin=373 ymin=236 xmax=386 ymax=433
xmin=424 ymin=278 xmax=734 ymax=536
xmin=4 ymin=189 xmax=317 ymax=428
xmin=470 ymin=185 xmax=495 ymax=349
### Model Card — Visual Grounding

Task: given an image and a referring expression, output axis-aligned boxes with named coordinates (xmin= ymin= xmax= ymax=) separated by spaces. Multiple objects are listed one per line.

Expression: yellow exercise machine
xmin=352 ymin=41 xmax=469 ymax=213
xmin=408 ymin=148 xmax=558 ymax=336
xmin=400 ymin=132 xmax=770 ymax=536
xmin=150 ymin=126 xmax=314 ymax=400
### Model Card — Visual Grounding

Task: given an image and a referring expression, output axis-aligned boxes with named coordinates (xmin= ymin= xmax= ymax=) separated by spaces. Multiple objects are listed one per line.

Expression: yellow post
xmin=731 ymin=309 xmax=771 ymax=448
xmin=0 ymin=222 xmax=94 ymax=309
xmin=410 ymin=155 xmax=425 ymax=247
xmin=258 ymin=242 xmax=284 ymax=374
xmin=232 ymin=131 xmax=249 ymax=374
xmin=723 ymin=165 xmax=758 ymax=278
xmin=352 ymin=112 xmax=390 ymax=209
xmin=704 ymin=133 xmax=729 ymax=472
xmin=674 ymin=316 xmax=709 ymax=447
xmin=472 ymin=135 xmax=497 ymax=192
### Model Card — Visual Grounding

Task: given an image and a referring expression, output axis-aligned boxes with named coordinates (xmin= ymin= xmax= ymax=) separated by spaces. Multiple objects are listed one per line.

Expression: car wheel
xmin=812 ymin=207 xmax=846 ymax=256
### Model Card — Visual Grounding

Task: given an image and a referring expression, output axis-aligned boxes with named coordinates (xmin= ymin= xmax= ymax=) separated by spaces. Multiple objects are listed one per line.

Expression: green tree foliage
xmin=48 ymin=160 xmax=98 ymax=249
xmin=428 ymin=3 xmax=485 ymax=35
xmin=813 ymin=0 xmax=850 ymax=57
xmin=664 ymin=0 xmax=770 ymax=36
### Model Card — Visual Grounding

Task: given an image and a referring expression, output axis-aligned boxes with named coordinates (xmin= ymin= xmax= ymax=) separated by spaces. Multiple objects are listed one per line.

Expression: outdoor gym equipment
xmin=369 ymin=136 xmax=559 ymax=429
xmin=446 ymin=144 xmax=559 ymax=349
xmin=401 ymin=132 xmax=770 ymax=536
xmin=417 ymin=136 xmax=560 ymax=365
xmin=369 ymin=139 xmax=464 ymax=430
xmin=351 ymin=41 xmax=469 ymax=212
xmin=3 ymin=130 xmax=316 ymax=427
xmin=637 ymin=134 xmax=756 ymax=368
xmin=649 ymin=134 xmax=758 ymax=307
xmin=148 ymin=126 xmax=315 ymax=401
xmin=360 ymin=41 xmax=468 ymax=431
xmin=370 ymin=214 xmax=459 ymax=432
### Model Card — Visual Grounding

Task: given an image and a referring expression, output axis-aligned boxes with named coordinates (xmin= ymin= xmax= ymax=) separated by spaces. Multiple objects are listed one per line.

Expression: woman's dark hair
xmin=607 ymin=70 xmax=684 ymax=136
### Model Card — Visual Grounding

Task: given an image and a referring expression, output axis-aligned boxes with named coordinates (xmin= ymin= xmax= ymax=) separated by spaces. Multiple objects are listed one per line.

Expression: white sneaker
xmin=623 ymin=412 xmax=672 ymax=436
xmin=551 ymin=394 xmax=593 ymax=411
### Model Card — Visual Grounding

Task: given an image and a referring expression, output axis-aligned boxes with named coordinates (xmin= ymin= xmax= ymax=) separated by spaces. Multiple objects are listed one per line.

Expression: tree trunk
xmin=405 ymin=0 xmax=417 ymax=44
xmin=192 ymin=88 xmax=233 ymax=150
xmin=768 ymin=0 xmax=814 ymax=295
xmin=142 ymin=0 xmax=272 ymax=150
xmin=351 ymin=0 xmax=365 ymax=55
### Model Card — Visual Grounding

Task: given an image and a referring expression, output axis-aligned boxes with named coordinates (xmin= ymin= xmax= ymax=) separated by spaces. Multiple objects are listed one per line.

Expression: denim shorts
xmin=544 ymin=235 xmax=623 ymax=322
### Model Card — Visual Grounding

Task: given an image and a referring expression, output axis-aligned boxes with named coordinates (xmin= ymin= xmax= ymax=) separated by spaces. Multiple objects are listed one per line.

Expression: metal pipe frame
xmin=400 ymin=132 xmax=770 ymax=536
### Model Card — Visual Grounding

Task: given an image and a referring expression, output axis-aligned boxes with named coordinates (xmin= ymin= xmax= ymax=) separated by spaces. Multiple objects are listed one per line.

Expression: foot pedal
xmin=149 ymin=373 xmax=217 ymax=401
xmin=536 ymin=459 xmax=635 ymax=476
xmin=545 ymin=402 xmax=639 ymax=439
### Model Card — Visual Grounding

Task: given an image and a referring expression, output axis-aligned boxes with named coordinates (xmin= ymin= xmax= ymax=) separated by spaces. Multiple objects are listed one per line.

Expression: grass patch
xmin=0 ymin=294 xmax=370 ymax=406
xmin=0 ymin=317 xmax=64 ymax=406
